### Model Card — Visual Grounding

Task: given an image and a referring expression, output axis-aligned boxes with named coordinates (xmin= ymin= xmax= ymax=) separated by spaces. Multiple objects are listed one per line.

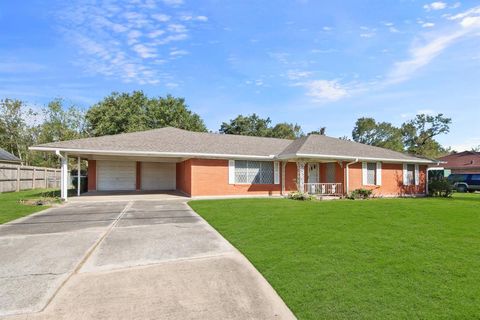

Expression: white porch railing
xmin=305 ymin=183 xmax=343 ymax=196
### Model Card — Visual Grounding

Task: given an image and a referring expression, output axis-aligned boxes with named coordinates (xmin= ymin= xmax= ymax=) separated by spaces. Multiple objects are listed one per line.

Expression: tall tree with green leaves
xmin=0 ymin=99 xmax=34 ymax=162
xmin=85 ymin=91 xmax=206 ymax=136
xmin=220 ymin=114 xmax=272 ymax=137
xmin=32 ymin=99 xmax=86 ymax=166
xmin=352 ymin=117 xmax=404 ymax=152
xmin=220 ymin=114 xmax=303 ymax=139
xmin=401 ymin=113 xmax=451 ymax=158
xmin=270 ymin=123 xmax=303 ymax=139
xmin=351 ymin=113 xmax=451 ymax=158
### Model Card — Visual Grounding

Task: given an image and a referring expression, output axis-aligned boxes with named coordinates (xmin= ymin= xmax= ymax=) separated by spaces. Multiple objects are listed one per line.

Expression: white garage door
xmin=141 ymin=162 xmax=176 ymax=190
xmin=97 ymin=160 xmax=136 ymax=191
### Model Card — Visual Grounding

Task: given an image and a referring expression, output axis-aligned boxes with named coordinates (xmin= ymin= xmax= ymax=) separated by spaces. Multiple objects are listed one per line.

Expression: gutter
xmin=30 ymin=147 xmax=276 ymax=161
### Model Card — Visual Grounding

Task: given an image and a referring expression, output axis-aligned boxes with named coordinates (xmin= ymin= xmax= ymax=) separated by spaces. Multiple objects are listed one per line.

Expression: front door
xmin=308 ymin=163 xmax=319 ymax=183
xmin=307 ymin=163 xmax=319 ymax=194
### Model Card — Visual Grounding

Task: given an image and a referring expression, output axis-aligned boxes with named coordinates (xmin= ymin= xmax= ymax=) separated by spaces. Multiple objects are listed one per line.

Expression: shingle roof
xmin=32 ymin=127 xmax=292 ymax=158
xmin=31 ymin=127 xmax=435 ymax=163
xmin=278 ymin=134 xmax=433 ymax=162
xmin=0 ymin=148 xmax=21 ymax=163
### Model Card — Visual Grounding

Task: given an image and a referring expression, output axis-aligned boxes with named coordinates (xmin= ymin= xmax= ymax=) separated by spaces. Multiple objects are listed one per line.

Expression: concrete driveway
xmin=0 ymin=198 xmax=295 ymax=320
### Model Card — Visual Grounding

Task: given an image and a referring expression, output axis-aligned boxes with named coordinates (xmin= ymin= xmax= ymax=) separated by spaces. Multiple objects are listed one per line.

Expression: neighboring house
xmin=438 ymin=151 xmax=480 ymax=174
xmin=30 ymin=127 xmax=437 ymax=200
xmin=0 ymin=148 xmax=22 ymax=165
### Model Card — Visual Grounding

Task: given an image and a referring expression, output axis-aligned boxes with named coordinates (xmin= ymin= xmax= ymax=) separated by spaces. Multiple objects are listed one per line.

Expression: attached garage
xmin=141 ymin=162 xmax=176 ymax=190
xmin=96 ymin=160 xmax=136 ymax=191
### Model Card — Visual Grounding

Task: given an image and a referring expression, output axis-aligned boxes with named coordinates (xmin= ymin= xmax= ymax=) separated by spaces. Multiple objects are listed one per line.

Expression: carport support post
xmin=60 ymin=153 xmax=68 ymax=201
xmin=77 ymin=157 xmax=81 ymax=197
xmin=296 ymin=161 xmax=306 ymax=193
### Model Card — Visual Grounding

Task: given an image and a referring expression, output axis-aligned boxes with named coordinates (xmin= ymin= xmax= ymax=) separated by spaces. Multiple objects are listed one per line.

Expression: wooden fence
xmin=0 ymin=163 xmax=61 ymax=193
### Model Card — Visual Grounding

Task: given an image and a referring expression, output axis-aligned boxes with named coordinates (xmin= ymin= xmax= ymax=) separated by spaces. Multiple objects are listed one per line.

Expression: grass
xmin=0 ymin=189 xmax=61 ymax=224
xmin=189 ymin=193 xmax=480 ymax=319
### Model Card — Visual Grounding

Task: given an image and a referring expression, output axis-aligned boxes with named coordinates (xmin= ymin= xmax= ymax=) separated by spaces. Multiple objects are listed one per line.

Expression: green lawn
xmin=189 ymin=193 xmax=480 ymax=319
xmin=0 ymin=189 xmax=60 ymax=224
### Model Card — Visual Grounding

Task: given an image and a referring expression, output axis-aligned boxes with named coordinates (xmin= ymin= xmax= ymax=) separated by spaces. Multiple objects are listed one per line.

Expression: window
xmin=234 ymin=160 xmax=274 ymax=184
xmin=406 ymin=164 xmax=415 ymax=185
xmin=471 ymin=174 xmax=480 ymax=181
xmin=366 ymin=162 xmax=377 ymax=185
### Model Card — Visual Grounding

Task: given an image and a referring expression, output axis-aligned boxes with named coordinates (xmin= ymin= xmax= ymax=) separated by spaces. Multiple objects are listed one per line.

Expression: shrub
xmin=348 ymin=188 xmax=373 ymax=200
xmin=428 ymin=178 xmax=453 ymax=197
xmin=288 ymin=191 xmax=314 ymax=201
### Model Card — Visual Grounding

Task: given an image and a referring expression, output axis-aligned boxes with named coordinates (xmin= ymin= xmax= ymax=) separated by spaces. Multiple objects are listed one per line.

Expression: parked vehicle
xmin=447 ymin=174 xmax=480 ymax=192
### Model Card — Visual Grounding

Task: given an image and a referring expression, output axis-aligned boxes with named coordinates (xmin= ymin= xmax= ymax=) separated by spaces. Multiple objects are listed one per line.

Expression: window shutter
xmin=274 ymin=161 xmax=280 ymax=184
xmin=414 ymin=164 xmax=420 ymax=186
xmin=403 ymin=163 xmax=408 ymax=185
xmin=228 ymin=160 xmax=235 ymax=184
xmin=362 ymin=162 xmax=368 ymax=185
xmin=376 ymin=162 xmax=382 ymax=186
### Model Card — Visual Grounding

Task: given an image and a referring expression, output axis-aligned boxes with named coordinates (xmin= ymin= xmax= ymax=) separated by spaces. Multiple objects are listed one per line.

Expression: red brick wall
xmin=187 ymin=159 xmax=282 ymax=196
xmin=176 ymin=160 xmax=192 ymax=196
xmin=348 ymin=162 xmax=427 ymax=196
xmin=87 ymin=160 xmax=96 ymax=191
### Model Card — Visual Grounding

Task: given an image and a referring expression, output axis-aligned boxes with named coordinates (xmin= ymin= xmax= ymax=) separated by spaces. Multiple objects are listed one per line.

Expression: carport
xmin=29 ymin=149 xmax=184 ymax=201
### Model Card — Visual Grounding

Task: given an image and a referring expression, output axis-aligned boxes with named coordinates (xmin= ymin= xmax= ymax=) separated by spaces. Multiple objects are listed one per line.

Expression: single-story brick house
xmin=30 ymin=127 xmax=438 ymax=200
xmin=437 ymin=151 xmax=480 ymax=174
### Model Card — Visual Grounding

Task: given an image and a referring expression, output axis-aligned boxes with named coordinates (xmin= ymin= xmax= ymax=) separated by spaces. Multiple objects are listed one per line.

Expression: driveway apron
xmin=0 ymin=199 xmax=295 ymax=320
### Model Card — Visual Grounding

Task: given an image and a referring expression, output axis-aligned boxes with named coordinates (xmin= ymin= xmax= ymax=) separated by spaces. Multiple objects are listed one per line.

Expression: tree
xmin=401 ymin=113 xmax=451 ymax=158
xmin=220 ymin=114 xmax=304 ymax=139
xmin=472 ymin=145 xmax=480 ymax=152
xmin=352 ymin=117 xmax=404 ymax=152
xmin=32 ymin=99 xmax=87 ymax=167
xmin=0 ymin=99 xmax=34 ymax=162
xmin=146 ymin=95 xmax=206 ymax=132
xmin=219 ymin=114 xmax=272 ymax=137
xmin=85 ymin=91 xmax=206 ymax=136
xmin=270 ymin=123 xmax=303 ymax=139
xmin=308 ymin=127 xmax=326 ymax=135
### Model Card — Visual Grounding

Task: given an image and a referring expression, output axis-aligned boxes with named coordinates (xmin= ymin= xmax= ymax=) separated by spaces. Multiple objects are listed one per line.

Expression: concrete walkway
xmin=0 ymin=199 xmax=295 ymax=319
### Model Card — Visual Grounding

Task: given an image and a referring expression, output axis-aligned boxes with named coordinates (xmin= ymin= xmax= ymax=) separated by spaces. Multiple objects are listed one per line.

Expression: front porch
xmin=282 ymin=160 xmax=348 ymax=196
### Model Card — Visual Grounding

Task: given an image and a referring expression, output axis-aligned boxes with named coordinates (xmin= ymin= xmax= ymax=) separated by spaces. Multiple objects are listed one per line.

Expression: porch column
xmin=281 ymin=161 xmax=286 ymax=195
xmin=77 ymin=157 xmax=81 ymax=197
xmin=296 ymin=161 xmax=306 ymax=193
xmin=60 ymin=154 xmax=68 ymax=201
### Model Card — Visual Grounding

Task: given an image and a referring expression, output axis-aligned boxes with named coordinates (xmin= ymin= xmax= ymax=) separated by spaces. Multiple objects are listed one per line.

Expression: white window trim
xmin=403 ymin=163 xmax=419 ymax=186
xmin=230 ymin=160 xmax=275 ymax=185
xmin=228 ymin=160 xmax=235 ymax=184
xmin=362 ymin=161 xmax=379 ymax=186
xmin=274 ymin=161 xmax=280 ymax=185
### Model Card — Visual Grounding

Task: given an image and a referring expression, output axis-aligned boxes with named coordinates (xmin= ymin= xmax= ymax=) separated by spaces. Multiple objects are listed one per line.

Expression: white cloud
xmin=152 ymin=14 xmax=170 ymax=22
xmin=360 ymin=32 xmax=375 ymax=38
xmin=286 ymin=70 xmax=313 ymax=80
xmin=322 ymin=26 xmax=332 ymax=31
xmin=302 ymin=80 xmax=348 ymax=102
xmin=170 ymin=49 xmax=189 ymax=56
xmin=58 ymin=0 xmax=206 ymax=85
xmin=424 ymin=2 xmax=447 ymax=11
xmin=133 ymin=44 xmax=157 ymax=58
xmin=168 ymin=23 xmax=187 ymax=33
xmin=162 ymin=0 xmax=184 ymax=6
xmin=180 ymin=15 xmax=208 ymax=22
xmin=422 ymin=22 xmax=435 ymax=28
xmin=386 ymin=5 xmax=480 ymax=84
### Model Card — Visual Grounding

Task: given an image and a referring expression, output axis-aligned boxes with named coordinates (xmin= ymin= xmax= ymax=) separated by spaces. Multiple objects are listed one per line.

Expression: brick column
xmin=136 ymin=162 xmax=141 ymax=191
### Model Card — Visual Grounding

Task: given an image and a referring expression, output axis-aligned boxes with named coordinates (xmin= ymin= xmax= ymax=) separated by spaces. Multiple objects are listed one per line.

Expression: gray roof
xmin=31 ymin=127 xmax=434 ymax=163
xmin=32 ymin=127 xmax=292 ymax=158
xmin=0 ymin=148 xmax=21 ymax=163
xmin=278 ymin=134 xmax=432 ymax=162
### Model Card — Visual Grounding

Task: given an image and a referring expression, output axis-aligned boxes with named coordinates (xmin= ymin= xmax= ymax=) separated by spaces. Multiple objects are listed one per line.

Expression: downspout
xmin=345 ymin=158 xmax=359 ymax=195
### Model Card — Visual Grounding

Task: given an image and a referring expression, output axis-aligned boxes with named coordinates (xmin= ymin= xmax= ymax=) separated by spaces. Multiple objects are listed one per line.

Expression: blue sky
xmin=1 ymin=0 xmax=479 ymax=150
